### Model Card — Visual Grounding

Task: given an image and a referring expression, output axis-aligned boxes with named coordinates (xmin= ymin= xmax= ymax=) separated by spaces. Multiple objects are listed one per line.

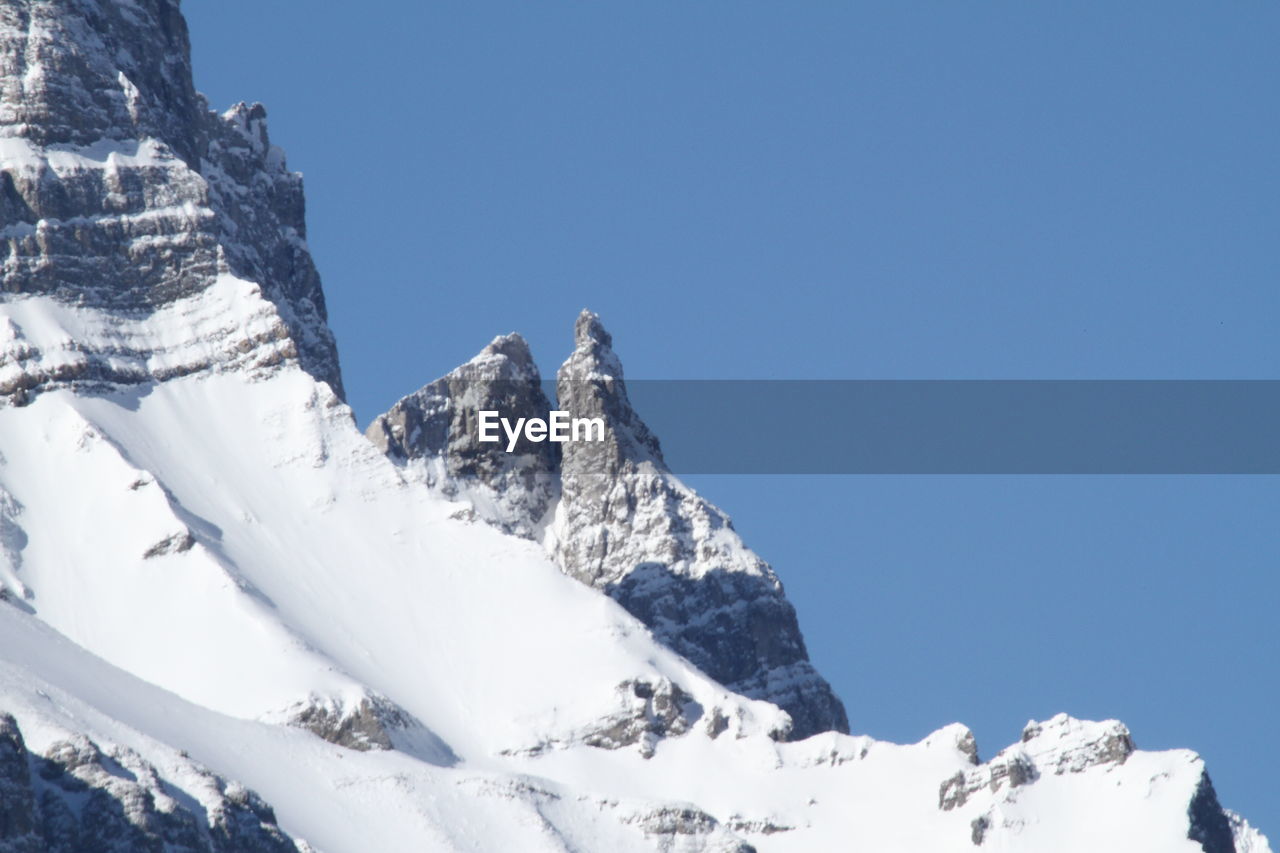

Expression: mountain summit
xmin=0 ymin=2 xmax=1269 ymax=852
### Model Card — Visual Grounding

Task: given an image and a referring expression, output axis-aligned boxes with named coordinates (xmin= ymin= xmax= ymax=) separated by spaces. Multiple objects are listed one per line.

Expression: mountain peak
xmin=476 ymin=332 xmax=537 ymax=374
xmin=369 ymin=310 xmax=851 ymax=740
xmin=574 ymin=308 xmax=612 ymax=350
xmin=365 ymin=333 xmax=559 ymax=538
xmin=0 ymin=3 xmax=1269 ymax=851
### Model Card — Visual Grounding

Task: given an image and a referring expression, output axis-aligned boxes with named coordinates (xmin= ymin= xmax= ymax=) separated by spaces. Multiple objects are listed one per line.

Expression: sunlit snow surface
xmin=0 ymin=295 xmax=1270 ymax=852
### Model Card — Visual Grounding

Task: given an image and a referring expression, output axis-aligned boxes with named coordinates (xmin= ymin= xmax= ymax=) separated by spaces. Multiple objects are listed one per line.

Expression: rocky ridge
xmin=934 ymin=713 xmax=1255 ymax=851
xmin=938 ymin=714 xmax=1138 ymax=812
xmin=0 ymin=1 xmax=1271 ymax=850
xmin=369 ymin=309 xmax=849 ymax=741
xmin=0 ymin=712 xmax=306 ymax=853
xmin=0 ymin=0 xmax=341 ymax=404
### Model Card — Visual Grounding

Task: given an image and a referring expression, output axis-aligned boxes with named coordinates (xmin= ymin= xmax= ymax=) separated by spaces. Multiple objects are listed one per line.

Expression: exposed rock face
xmin=578 ymin=677 xmax=699 ymax=759
xmin=0 ymin=484 xmax=28 ymax=602
xmin=0 ymin=3 xmax=1268 ymax=851
xmin=502 ymin=676 xmax=712 ymax=760
xmin=936 ymin=713 xmax=1246 ymax=853
xmin=283 ymin=693 xmax=418 ymax=753
xmin=551 ymin=310 xmax=848 ymax=740
xmin=462 ymin=777 xmax=759 ymax=853
xmin=0 ymin=0 xmax=342 ymax=403
xmin=970 ymin=814 xmax=991 ymax=846
xmin=618 ymin=804 xmax=758 ymax=853
xmin=1187 ymin=771 xmax=1237 ymax=853
xmin=939 ymin=714 xmax=1136 ymax=812
xmin=0 ymin=0 xmax=201 ymax=158
xmin=371 ymin=310 xmax=850 ymax=741
xmin=366 ymin=334 xmax=559 ymax=538
xmin=0 ymin=712 xmax=305 ymax=853
xmin=0 ymin=713 xmax=41 ymax=852
xmin=553 ymin=310 xmax=663 ymax=488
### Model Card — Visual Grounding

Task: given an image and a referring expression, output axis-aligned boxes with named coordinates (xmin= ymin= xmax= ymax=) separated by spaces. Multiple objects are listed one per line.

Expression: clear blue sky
xmin=185 ymin=1 xmax=1278 ymax=831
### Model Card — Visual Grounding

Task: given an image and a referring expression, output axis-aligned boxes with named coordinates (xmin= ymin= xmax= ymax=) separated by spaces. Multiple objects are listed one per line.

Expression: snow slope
xmin=0 ymin=318 xmax=1268 ymax=849
xmin=0 ymin=0 xmax=1269 ymax=848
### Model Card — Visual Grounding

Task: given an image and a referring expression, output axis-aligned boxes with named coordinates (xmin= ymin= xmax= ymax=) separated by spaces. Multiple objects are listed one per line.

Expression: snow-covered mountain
xmin=0 ymin=1 xmax=1269 ymax=851
xmin=366 ymin=314 xmax=848 ymax=741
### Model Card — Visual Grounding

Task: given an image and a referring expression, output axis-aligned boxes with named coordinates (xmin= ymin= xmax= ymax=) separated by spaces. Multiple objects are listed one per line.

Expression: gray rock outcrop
xmin=0 ymin=0 xmax=342 ymax=403
xmin=937 ymin=714 xmax=1241 ymax=853
xmin=0 ymin=712 xmax=306 ymax=853
xmin=939 ymin=715 xmax=1136 ymax=812
xmin=366 ymin=334 xmax=559 ymax=538
xmin=370 ymin=310 xmax=850 ymax=741
xmin=1188 ymin=771 xmax=1238 ymax=853
xmin=0 ymin=712 xmax=41 ymax=852
xmin=576 ymin=677 xmax=699 ymax=759
xmin=284 ymin=693 xmax=424 ymax=755
xmin=552 ymin=311 xmax=849 ymax=740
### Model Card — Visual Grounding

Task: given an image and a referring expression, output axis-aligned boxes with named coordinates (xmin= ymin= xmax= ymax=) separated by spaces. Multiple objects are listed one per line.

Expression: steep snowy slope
xmin=0 ymin=361 xmax=1269 ymax=853
xmin=0 ymin=0 xmax=1271 ymax=851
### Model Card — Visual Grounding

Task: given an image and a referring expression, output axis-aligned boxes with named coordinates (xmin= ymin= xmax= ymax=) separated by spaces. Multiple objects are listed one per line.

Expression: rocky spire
xmin=0 ymin=0 xmax=342 ymax=401
xmin=552 ymin=309 xmax=849 ymax=740
xmin=554 ymin=309 xmax=664 ymax=482
xmin=373 ymin=310 xmax=851 ymax=739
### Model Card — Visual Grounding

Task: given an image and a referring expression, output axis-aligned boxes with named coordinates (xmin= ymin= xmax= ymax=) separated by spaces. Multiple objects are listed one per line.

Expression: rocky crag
xmin=0 ymin=712 xmax=305 ymax=853
xmin=0 ymin=1 xmax=1270 ymax=850
xmin=369 ymin=310 xmax=850 ymax=740
xmin=367 ymin=333 xmax=559 ymax=539
xmin=934 ymin=714 xmax=1248 ymax=851
xmin=0 ymin=0 xmax=341 ymax=404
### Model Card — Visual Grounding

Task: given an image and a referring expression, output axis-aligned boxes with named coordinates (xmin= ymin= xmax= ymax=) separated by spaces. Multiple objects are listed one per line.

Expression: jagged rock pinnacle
xmin=557 ymin=310 xmax=660 ymax=464
xmin=575 ymin=308 xmax=613 ymax=350
xmin=485 ymin=331 xmax=538 ymax=367
xmin=550 ymin=310 xmax=849 ymax=739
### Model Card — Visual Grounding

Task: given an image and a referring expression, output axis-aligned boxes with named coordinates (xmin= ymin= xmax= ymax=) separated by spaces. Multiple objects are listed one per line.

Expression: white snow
xmin=0 ymin=273 xmax=296 ymax=395
xmin=0 ymin=294 xmax=1268 ymax=850
xmin=0 ymin=135 xmax=172 ymax=174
